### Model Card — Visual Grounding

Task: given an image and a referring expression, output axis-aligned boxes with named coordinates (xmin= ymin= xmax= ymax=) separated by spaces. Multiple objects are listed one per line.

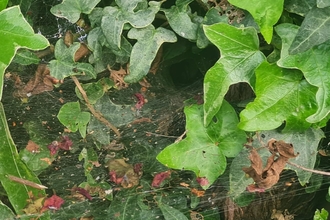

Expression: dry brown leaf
xmin=243 ymin=139 xmax=299 ymax=191
xmin=13 ymin=64 xmax=57 ymax=98
xmin=25 ymin=140 xmax=40 ymax=153
xmin=107 ymin=159 xmax=142 ymax=188
xmin=109 ymin=65 xmax=129 ymax=89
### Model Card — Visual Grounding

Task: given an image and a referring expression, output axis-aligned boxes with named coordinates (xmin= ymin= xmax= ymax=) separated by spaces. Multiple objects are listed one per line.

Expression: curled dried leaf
xmin=243 ymin=139 xmax=299 ymax=191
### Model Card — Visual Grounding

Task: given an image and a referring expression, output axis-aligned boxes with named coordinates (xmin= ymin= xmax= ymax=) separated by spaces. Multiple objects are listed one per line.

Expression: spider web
xmin=2 ymin=0 xmax=330 ymax=219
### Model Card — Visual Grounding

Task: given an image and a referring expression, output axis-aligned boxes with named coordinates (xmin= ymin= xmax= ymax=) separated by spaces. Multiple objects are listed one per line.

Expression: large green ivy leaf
xmin=229 ymin=128 xmax=323 ymax=198
xmin=0 ymin=103 xmax=47 ymax=215
xmin=101 ymin=0 xmax=162 ymax=49
xmin=57 ymin=102 xmax=91 ymax=138
xmin=49 ymin=39 xmax=96 ymax=80
xmin=289 ymin=6 xmax=330 ymax=54
xmin=0 ymin=0 xmax=7 ymax=11
xmin=125 ymin=25 xmax=177 ymax=83
xmin=317 ymin=0 xmax=330 ymax=8
xmin=50 ymin=0 xmax=101 ymax=23
xmin=87 ymin=27 xmax=131 ymax=64
xmin=157 ymin=101 xmax=246 ymax=189
xmin=162 ymin=0 xmax=198 ymax=41
xmin=228 ymin=0 xmax=283 ymax=43
xmin=276 ymin=23 xmax=330 ymax=123
xmin=238 ymin=61 xmax=318 ymax=132
xmin=0 ymin=6 xmax=49 ymax=100
xmin=203 ymin=23 xmax=265 ymax=126
xmin=284 ymin=0 xmax=315 ymax=16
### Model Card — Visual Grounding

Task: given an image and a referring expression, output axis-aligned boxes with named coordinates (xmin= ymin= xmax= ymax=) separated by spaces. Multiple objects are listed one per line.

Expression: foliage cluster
xmin=0 ymin=0 xmax=330 ymax=219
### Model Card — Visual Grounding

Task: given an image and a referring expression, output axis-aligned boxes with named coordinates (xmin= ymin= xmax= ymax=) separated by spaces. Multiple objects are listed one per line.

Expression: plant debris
xmin=242 ymin=139 xmax=299 ymax=192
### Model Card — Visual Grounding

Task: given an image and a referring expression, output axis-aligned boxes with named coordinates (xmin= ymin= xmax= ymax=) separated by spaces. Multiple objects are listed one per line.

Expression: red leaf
xmin=47 ymin=141 xmax=59 ymax=156
xmin=134 ymin=93 xmax=145 ymax=110
xmin=196 ymin=177 xmax=209 ymax=186
xmin=40 ymin=195 xmax=64 ymax=213
xmin=133 ymin=163 xmax=143 ymax=174
xmin=72 ymin=187 xmax=92 ymax=201
xmin=109 ymin=171 xmax=124 ymax=184
xmin=151 ymin=171 xmax=171 ymax=187
xmin=58 ymin=136 xmax=73 ymax=150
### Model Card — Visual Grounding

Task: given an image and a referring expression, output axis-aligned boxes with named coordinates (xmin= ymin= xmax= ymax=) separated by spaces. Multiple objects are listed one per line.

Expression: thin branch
xmin=287 ymin=161 xmax=330 ymax=176
xmin=71 ymin=76 xmax=121 ymax=138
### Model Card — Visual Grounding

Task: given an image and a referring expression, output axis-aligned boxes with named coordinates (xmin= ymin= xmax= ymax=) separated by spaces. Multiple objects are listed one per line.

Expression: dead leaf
xmin=243 ymin=139 xmax=299 ymax=191
xmin=109 ymin=65 xmax=129 ymax=89
xmin=25 ymin=140 xmax=40 ymax=153
xmin=107 ymin=159 xmax=142 ymax=188
xmin=13 ymin=64 xmax=57 ymax=98
xmin=191 ymin=188 xmax=205 ymax=197
xmin=40 ymin=194 xmax=64 ymax=213
xmin=149 ymin=45 xmax=163 ymax=75
xmin=151 ymin=170 xmax=171 ymax=187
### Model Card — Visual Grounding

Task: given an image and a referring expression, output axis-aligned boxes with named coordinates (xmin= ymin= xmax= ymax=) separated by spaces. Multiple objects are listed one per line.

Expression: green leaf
xmin=12 ymin=49 xmax=40 ymax=65
xmin=87 ymin=95 xmax=135 ymax=145
xmin=19 ymin=121 xmax=54 ymax=172
xmin=125 ymin=25 xmax=177 ymax=83
xmin=49 ymin=39 xmax=96 ymax=80
xmin=158 ymin=202 xmax=188 ymax=220
xmin=314 ymin=208 xmax=328 ymax=220
xmin=289 ymin=6 xmax=330 ymax=54
xmin=162 ymin=0 xmax=198 ymax=41
xmin=284 ymin=0 xmax=315 ymax=16
xmin=101 ymin=1 xmax=162 ymax=49
xmin=87 ymin=27 xmax=131 ymax=64
xmin=276 ymin=23 xmax=330 ymax=123
xmin=0 ymin=201 xmax=15 ymax=219
xmin=0 ymin=0 xmax=7 ymax=11
xmin=228 ymin=0 xmax=283 ymax=43
xmin=157 ymin=101 xmax=246 ymax=189
xmin=317 ymin=0 xmax=330 ymax=8
xmin=238 ymin=61 xmax=318 ymax=132
xmin=50 ymin=0 xmax=101 ymax=23
xmin=57 ymin=101 xmax=91 ymax=138
xmin=79 ymin=148 xmax=99 ymax=184
xmin=75 ymin=78 xmax=113 ymax=104
xmin=0 ymin=6 xmax=49 ymax=100
xmin=203 ymin=23 xmax=265 ymax=126
xmin=0 ymin=103 xmax=47 ymax=214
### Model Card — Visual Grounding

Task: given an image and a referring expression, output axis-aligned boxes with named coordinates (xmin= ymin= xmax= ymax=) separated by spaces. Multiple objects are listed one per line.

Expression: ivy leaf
xmin=101 ymin=1 xmax=162 ymax=49
xmin=0 ymin=0 xmax=7 ymax=11
xmin=228 ymin=0 xmax=283 ymax=43
xmin=50 ymin=0 xmax=101 ymax=23
xmin=87 ymin=27 xmax=131 ymax=64
xmin=276 ymin=23 xmax=330 ymax=123
xmin=284 ymin=0 xmax=315 ymax=16
xmin=238 ymin=61 xmax=318 ymax=132
xmin=0 ymin=6 xmax=49 ymax=100
xmin=49 ymin=39 xmax=96 ymax=80
xmin=0 ymin=103 xmax=47 ymax=214
xmin=317 ymin=0 xmax=330 ymax=8
xmin=157 ymin=101 xmax=246 ymax=189
xmin=289 ymin=6 xmax=330 ymax=54
xmin=158 ymin=201 xmax=188 ymax=220
xmin=57 ymin=102 xmax=91 ymax=138
xmin=125 ymin=25 xmax=177 ymax=83
xmin=162 ymin=0 xmax=198 ymax=41
xmin=203 ymin=23 xmax=265 ymax=126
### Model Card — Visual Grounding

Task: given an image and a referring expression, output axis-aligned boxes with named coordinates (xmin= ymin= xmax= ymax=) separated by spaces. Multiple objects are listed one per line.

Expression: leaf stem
xmin=71 ymin=76 xmax=121 ymax=138
xmin=287 ymin=161 xmax=330 ymax=176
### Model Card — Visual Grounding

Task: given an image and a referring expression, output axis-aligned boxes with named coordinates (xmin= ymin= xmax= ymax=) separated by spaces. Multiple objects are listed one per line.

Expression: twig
xmin=71 ymin=76 xmax=121 ymax=138
xmin=287 ymin=161 xmax=330 ymax=176
xmin=146 ymin=132 xmax=178 ymax=139
xmin=8 ymin=175 xmax=48 ymax=190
